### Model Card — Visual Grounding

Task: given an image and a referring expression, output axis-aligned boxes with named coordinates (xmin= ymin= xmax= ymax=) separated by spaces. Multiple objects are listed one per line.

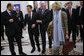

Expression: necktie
xmin=42 ymin=10 xmax=44 ymax=15
xmin=36 ymin=9 xmax=38 ymax=12
xmin=29 ymin=13 xmax=32 ymax=19
xmin=79 ymin=7 xmax=82 ymax=16
xmin=70 ymin=8 xmax=72 ymax=18
xmin=10 ymin=11 xmax=12 ymax=16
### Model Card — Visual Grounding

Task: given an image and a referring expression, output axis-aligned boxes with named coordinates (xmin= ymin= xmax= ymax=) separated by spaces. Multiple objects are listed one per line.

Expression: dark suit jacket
xmin=33 ymin=8 xmax=41 ymax=13
xmin=76 ymin=6 xmax=83 ymax=25
xmin=1 ymin=13 xmax=4 ymax=32
xmin=16 ymin=11 xmax=24 ymax=28
xmin=37 ymin=9 xmax=51 ymax=31
xmin=62 ymin=8 xmax=67 ymax=12
xmin=50 ymin=9 xmax=53 ymax=21
xmin=24 ymin=12 xmax=39 ymax=35
xmin=66 ymin=8 xmax=77 ymax=28
xmin=2 ymin=10 xmax=20 ymax=36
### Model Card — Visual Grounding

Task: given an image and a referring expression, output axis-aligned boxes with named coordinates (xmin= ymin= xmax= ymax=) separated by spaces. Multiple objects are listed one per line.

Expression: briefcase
xmin=62 ymin=41 xmax=74 ymax=55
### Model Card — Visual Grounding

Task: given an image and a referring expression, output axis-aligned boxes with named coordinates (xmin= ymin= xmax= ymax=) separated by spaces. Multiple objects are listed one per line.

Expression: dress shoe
xmin=19 ymin=52 xmax=27 ymax=55
xmin=74 ymin=45 xmax=76 ymax=48
xmin=42 ymin=50 xmax=46 ymax=54
xmin=49 ymin=45 xmax=52 ymax=48
xmin=21 ymin=36 xmax=24 ymax=38
xmin=11 ymin=52 xmax=16 ymax=55
xmin=31 ymin=48 xmax=35 ymax=53
xmin=1 ymin=46 xmax=4 ymax=50
xmin=37 ymin=47 xmax=41 ymax=52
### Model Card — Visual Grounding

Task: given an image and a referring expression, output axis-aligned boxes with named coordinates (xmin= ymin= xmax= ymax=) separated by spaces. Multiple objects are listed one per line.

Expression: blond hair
xmin=52 ymin=2 xmax=62 ymax=10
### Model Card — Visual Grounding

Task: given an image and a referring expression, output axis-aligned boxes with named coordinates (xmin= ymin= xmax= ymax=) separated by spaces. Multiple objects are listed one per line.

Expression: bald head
xmin=16 ymin=6 xmax=19 ymax=11
xmin=41 ymin=3 xmax=46 ymax=10
xmin=7 ymin=3 xmax=14 ymax=11
xmin=34 ymin=3 xmax=38 ymax=9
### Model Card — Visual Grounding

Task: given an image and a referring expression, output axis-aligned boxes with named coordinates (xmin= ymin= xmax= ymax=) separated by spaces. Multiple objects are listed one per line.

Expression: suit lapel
xmin=6 ymin=10 xmax=12 ymax=17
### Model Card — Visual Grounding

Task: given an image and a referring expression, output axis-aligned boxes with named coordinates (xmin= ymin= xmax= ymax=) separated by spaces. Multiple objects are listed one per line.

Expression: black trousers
xmin=39 ymin=25 xmax=47 ymax=52
xmin=6 ymin=30 xmax=23 ymax=55
xmin=68 ymin=26 xmax=76 ymax=45
xmin=80 ymin=25 xmax=83 ymax=41
xmin=19 ymin=22 xmax=23 ymax=37
xmin=48 ymin=36 xmax=52 ymax=48
xmin=1 ymin=31 xmax=4 ymax=40
xmin=1 ymin=26 xmax=4 ymax=40
xmin=28 ymin=29 xmax=40 ymax=49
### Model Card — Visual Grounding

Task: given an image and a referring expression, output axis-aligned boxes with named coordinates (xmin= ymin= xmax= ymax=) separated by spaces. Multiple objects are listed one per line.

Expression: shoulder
xmin=20 ymin=11 xmax=23 ymax=13
xmin=25 ymin=14 xmax=28 ymax=16
xmin=61 ymin=11 xmax=67 ymax=15
xmin=46 ymin=9 xmax=49 ymax=11
xmin=72 ymin=8 xmax=76 ymax=11
xmin=61 ymin=11 xmax=67 ymax=19
xmin=2 ymin=10 xmax=7 ymax=14
xmin=13 ymin=10 xmax=16 ymax=13
xmin=2 ymin=10 xmax=7 ymax=16
xmin=77 ymin=6 xmax=80 ymax=9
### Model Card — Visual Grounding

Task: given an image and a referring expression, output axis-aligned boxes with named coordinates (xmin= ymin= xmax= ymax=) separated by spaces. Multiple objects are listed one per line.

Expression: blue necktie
xmin=42 ymin=10 xmax=44 ymax=15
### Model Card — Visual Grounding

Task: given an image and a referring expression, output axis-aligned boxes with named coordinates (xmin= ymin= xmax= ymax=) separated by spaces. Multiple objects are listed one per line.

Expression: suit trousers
xmin=68 ymin=26 xmax=76 ymax=45
xmin=6 ymin=30 xmax=23 ymax=55
xmin=28 ymin=28 xmax=40 ymax=49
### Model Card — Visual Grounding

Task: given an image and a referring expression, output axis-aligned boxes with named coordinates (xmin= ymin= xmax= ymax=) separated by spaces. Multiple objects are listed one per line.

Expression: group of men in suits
xmin=1 ymin=1 xmax=83 ymax=55
xmin=1 ymin=3 xmax=51 ymax=55
xmin=24 ymin=3 xmax=51 ymax=54
xmin=62 ymin=1 xmax=83 ymax=48
xmin=1 ymin=3 xmax=26 ymax=55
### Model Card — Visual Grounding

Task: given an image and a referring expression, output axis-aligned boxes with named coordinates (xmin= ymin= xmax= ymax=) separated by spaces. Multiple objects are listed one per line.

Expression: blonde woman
xmin=48 ymin=2 xmax=68 ymax=55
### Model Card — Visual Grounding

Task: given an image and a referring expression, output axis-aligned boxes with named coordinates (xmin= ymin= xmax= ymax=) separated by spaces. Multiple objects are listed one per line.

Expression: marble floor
xmin=1 ymin=26 xmax=83 ymax=55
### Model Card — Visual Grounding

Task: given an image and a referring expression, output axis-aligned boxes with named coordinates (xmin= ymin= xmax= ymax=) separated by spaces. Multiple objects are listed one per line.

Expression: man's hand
xmin=49 ymin=21 xmax=53 ymax=28
xmin=9 ymin=19 xmax=14 ymax=23
xmin=32 ymin=24 xmax=35 ymax=28
xmin=65 ymin=31 xmax=69 ymax=40
xmin=76 ymin=25 xmax=79 ymax=28
xmin=23 ymin=26 xmax=26 ymax=30
xmin=36 ymin=20 xmax=42 ymax=23
xmin=81 ymin=25 xmax=83 ymax=28
xmin=65 ymin=34 xmax=69 ymax=40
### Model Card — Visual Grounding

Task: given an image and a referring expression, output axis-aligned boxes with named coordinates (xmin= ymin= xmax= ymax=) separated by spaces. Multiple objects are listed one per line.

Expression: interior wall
xmin=1 ymin=1 xmax=80 ymax=16
xmin=1 ymin=1 xmax=34 ymax=16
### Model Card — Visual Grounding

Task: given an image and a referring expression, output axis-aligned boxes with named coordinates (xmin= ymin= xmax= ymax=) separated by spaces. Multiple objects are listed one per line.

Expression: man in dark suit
xmin=15 ymin=6 xmax=24 ymax=38
xmin=1 ymin=3 xmax=26 ymax=55
xmin=1 ymin=12 xmax=5 ymax=40
xmin=66 ymin=2 xmax=77 ymax=48
xmin=76 ymin=1 xmax=83 ymax=41
xmin=33 ymin=3 xmax=41 ymax=13
xmin=36 ymin=3 xmax=51 ymax=54
xmin=24 ymin=5 xmax=40 ymax=53
xmin=1 ymin=13 xmax=5 ymax=51
xmin=62 ymin=3 xmax=68 ymax=12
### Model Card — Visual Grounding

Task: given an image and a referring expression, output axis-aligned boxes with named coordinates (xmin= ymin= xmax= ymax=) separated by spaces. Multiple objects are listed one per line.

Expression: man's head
xmin=67 ymin=2 xmax=72 ymax=9
xmin=16 ymin=6 xmax=19 ymax=11
xmin=41 ymin=3 xmax=46 ymax=10
xmin=7 ymin=3 xmax=14 ymax=11
xmin=64 ymin=3 xmax=67 ymax=7
xmin=26 ymin=5 xmax=32 ymax=13
xmin=80 ymin=1 xmax=83 ymax=6
xmin=34 ymin=3 xmax=38 ymax=9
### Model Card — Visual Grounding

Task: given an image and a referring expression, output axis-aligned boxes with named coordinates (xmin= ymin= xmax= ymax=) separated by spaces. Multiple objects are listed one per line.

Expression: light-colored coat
xmin=47 ymin=11 xmax=68 ymax=39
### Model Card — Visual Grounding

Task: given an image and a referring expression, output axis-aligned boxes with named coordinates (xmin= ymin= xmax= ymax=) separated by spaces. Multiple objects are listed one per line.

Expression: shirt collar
xmin=7 ymin=9 xmax=11 ymax=13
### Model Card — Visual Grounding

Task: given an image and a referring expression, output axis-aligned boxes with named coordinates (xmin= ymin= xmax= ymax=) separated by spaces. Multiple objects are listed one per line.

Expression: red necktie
xmin=70 ymin=8 xmax=72 ymax=18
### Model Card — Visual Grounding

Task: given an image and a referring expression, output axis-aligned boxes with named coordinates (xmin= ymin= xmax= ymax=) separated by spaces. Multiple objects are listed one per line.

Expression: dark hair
xmin=7 ymin=3 xmax=12 ymax=8
xmin=67 ymin=2 xmax=72 ymax=5
xmin=26 ymin=5 xmax=32 ymax=9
